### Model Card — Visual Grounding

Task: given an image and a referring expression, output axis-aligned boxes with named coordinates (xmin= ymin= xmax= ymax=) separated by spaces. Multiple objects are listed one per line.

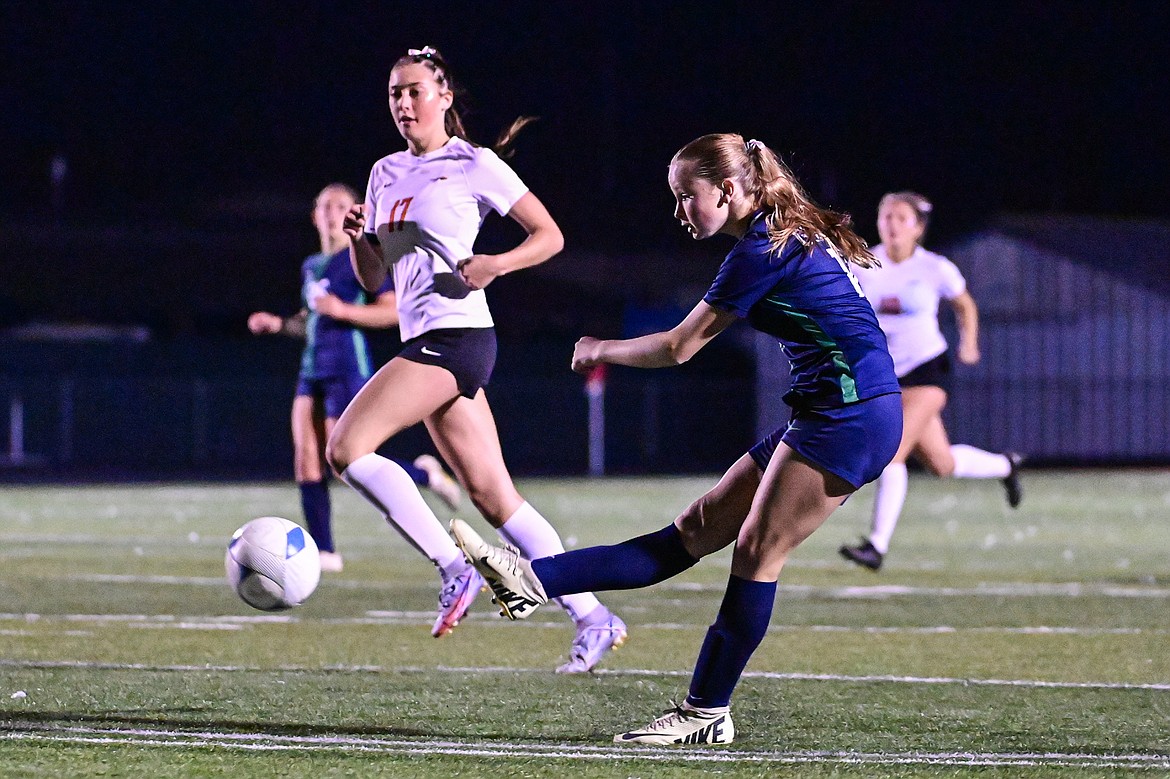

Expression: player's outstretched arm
xmin=572 ymin=301 xmax=737 ymax=374
xmin=247 ymin=311 xmax=282 ymax=335
xmin=248 ymin=310 xmax=307 ymax=339
xmin=278 ymin=310 xmax=308 ymax=338
xmin=315 ymin=291 xmax=399 ymax=330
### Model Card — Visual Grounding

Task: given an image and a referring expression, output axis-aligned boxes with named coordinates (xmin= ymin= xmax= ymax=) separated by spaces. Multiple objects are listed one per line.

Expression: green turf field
xmin=2 ymin=470 xmax=1169 ymax=777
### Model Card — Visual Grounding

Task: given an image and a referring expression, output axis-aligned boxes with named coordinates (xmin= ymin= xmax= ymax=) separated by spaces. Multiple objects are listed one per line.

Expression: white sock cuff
xmin=497 ymin=501 xmax=602 ymax=623
xmin=497 ymin=501 xmax=566 ymax=557
xmin=869 ymin=461 xmax=908 ymax=555
xmin=340 ymin=451 xmax=386 ymax=484
xmin=950 ymin=445 xmax=1011 ymax=479
xmin=341 ymin=452 xmax=460 ymax=570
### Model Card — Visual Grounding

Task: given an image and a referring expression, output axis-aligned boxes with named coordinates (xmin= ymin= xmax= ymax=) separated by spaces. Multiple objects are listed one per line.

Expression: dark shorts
xmin=398 ymin=327 xmax=497 ymax=399
xmin=749 ymin=392 xmax=903 ymax=489
xmin=899 ymin=352 xmax=952 ymax=394
xmin=296 ymin=373 xmax=367 ymax=419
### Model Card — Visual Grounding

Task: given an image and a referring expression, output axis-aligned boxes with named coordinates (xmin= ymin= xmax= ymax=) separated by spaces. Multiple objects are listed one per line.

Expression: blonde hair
xmin=879 ymin=190 xmax=933 ymax=234
xmin=315 ymin=182 xmax=358 ymax=205
xmin=672 ymin=133 xmax=877 ymax=268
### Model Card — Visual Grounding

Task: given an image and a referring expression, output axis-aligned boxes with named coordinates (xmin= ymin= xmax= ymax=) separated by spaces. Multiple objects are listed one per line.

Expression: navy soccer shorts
xmin=296 ymin=373 xmax=368 ymax=419
xmin=398 ymin=327 xmax=497 ymax=399
xmin=750 ymin=392 xmax=903 ymax=489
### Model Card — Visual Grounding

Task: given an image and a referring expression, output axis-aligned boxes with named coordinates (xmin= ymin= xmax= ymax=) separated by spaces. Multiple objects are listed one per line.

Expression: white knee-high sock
xmin=950 ymin=445 xmax=1011 ymax=478
xmin=868 ymin=462 xmax=908 ymax=555
xmin=497 ymin=501 xmax=604 ymax=625
xmin=342 ymin=453 xmax=466 ymax=577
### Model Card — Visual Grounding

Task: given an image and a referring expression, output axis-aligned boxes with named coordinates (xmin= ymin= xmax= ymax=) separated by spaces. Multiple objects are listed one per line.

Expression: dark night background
xmin=2 ymin=1 xmax=1169 ymax=475
xmin=5 ymin=1 xmax=1169 ymax=254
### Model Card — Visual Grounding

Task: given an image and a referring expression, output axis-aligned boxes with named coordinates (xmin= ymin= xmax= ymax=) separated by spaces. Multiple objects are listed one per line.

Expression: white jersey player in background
xmin=839 ymin=191 xmax=1022 ymax=571
xmin=326 ymin=46 xmax=626 ymax=671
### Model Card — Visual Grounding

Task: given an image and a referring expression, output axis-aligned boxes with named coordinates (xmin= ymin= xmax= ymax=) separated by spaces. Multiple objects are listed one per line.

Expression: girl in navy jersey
xmin=327 ymin=47 xmax=624 ymax=672
xmin=249 ymin=183 xmax=462 ymax=572
xmin=839 ymin=192 xmax=1022 ymax=571
xmin=453 ymin=133 xmax=903 ymax=745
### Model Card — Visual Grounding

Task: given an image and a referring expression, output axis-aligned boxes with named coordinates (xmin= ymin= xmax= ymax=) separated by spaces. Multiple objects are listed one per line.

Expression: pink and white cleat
xmin=432 ymin=564 xmax=485 ymax=638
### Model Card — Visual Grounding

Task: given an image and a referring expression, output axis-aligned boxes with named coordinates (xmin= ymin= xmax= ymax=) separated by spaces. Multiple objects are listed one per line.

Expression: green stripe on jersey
xmin=353 ymin=329 xmax=372 ymax=379
xmin=764 ymin=295 xmax=859 ymax=404
xmin=301 ymin=311 xmax=319 ymax=377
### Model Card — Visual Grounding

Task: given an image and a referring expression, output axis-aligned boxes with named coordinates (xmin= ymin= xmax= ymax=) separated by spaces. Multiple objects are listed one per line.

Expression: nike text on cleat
xmin=432 ymin=564 xmax=485 ymax=638
xmin=1002 ymin=451 xmax=1024 ymax=508
xmin=449 ymin=518 xmax=547 ymax=620
xmin=615 ymin=701 xmax=735 ymax=745
xmin=839 ymin=538 xmax=883 ymax=571
xmin=557 ymin=613 xmax=628 ymax=674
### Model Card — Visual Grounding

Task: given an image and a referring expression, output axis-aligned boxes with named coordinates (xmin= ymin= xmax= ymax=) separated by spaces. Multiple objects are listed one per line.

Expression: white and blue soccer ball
xmin=225 ymin=516 xmax=321 ymax=611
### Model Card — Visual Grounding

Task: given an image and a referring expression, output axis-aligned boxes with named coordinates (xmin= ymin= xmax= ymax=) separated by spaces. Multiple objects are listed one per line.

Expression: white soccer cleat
xmin=432 ymin=564 xmax=485 ymax=638
xmin=414 ymin=454 xmax=463 ymax=511
xmin=615 ymin=701 xmax=735 ymax=745
xmin=449 ymin=518 xmax=547 ymax=620
xmin=557 ymin=613 xmax=628 ymax=674
xmin=317 ymin=550 xmax=344 ymax=573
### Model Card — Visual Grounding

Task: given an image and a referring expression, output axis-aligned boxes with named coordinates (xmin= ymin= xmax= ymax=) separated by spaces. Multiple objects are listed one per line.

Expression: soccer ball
xmin=225 ymin=516 xmax=321 ymax=611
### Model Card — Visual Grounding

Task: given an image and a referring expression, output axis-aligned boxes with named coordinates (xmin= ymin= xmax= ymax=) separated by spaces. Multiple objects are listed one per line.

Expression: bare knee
xmin=914 ymin=442 xmax=956 ymax=478
xmin=294 ymin=457 xmax=324 ymax=483
xmin=675 ymin=502 xmax=706 ymax=557
xmin=676 ymin=496 xmax=737 ymax=559
xmin=731 ymin=536 xmax=790 ymax=581
xmin=325 ymin=433 xmax=366 ymax=476
xmin=293 ymin=436 xmax=322 ymax=482
xmin=323 ymin=442 xmax=347 ymax=476
xmin=923 ymin=458 xmax=955 ymax=478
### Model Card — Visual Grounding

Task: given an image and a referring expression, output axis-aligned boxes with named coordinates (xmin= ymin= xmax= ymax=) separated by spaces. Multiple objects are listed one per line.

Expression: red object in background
xmin=585 ymin=364 xmax=608 ymax=394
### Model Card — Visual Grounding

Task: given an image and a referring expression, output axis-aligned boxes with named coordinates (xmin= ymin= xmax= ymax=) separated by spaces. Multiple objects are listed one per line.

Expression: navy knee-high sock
xmin=686 ymin=574 xmax=776 ymax=708
xmin=530 ymin=524 xmax=698 ymax=599
xmin=299 ymin=480 xmax=334 ymax=552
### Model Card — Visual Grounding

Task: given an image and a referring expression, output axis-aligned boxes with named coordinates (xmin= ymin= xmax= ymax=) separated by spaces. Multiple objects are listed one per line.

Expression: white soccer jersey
xmin=363 ymin=136 xmax=529 ymax=341
xmin=853 ymin=244 xmax=967 ymax=377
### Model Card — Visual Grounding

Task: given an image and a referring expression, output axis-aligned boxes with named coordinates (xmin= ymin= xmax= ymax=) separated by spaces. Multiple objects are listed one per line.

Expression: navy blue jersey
xmin=704 ymin=214 xmax=899 ymax=409
xmin=300 ymin=248 xmax=394 ymax=380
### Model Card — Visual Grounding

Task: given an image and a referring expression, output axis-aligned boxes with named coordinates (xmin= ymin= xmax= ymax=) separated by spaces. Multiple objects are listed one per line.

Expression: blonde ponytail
xmin=678 ymin=134 xmax=877 ymax=268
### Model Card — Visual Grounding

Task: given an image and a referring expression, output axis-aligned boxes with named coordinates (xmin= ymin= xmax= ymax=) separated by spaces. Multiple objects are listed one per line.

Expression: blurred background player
xmin=326 ymin=47 xmax=624 ymax=671
xmin=248 ymin=182 xmax=461 ymax=572
xmin=454 ymin=134 xmax=902 ymax=743
xmin=838 ymin=191 xmax=1022 ymax=571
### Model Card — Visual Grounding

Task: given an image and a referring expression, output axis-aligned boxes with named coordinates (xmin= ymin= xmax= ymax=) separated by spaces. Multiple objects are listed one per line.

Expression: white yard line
xmin=664 ymin=581 xmax=1170 ymax=598
xmin=2 ymin=657 xmax=1167 ymax=691
xmin=2 ymin=611 xmax=1165 ymax=637
xmin=1 ymin=724 xmax=1167 ymax=768
xmin=24 ymin=573 xmax=1170 ymax=599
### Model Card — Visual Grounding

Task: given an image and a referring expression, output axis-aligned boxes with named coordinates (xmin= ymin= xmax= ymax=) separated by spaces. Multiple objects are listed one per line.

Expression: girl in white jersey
xmin=326 ymin=46 xmax=625 ymax=673
xmin=248 ymin=183 xmax=462 ymax=574
xmin=839 ymin=192 xmax=1023 ymax=571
